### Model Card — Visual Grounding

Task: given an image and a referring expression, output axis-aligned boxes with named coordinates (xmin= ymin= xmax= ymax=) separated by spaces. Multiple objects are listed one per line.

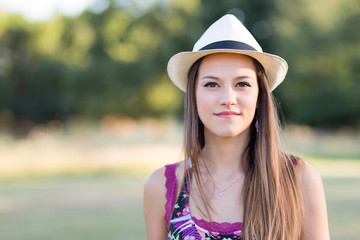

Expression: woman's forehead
xmin=198 ymin=53 xmax=257 ymax=77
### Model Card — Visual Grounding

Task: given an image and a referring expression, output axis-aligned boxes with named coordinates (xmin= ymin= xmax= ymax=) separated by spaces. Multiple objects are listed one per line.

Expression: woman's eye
xmin=236 ymin=82 xmax=251 ymax=88
xmin=204 ymin=82 xmax=219 ymax=88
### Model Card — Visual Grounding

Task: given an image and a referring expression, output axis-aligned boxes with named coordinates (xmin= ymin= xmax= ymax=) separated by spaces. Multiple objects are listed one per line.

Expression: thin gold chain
xmin=212 ymin=176 xmax=242 ymax=197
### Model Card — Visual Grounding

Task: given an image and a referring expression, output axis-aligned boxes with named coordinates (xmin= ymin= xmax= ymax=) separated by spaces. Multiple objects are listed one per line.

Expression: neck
xmin=200 ymin=128 xmax=250 ymax=178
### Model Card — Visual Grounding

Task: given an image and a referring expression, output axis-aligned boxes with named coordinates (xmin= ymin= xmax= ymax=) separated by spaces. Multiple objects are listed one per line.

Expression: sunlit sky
xmin=0 ymin=0 xmax=162 ymax=22
xmin=0 ymin=0 xmax=98 ymax=21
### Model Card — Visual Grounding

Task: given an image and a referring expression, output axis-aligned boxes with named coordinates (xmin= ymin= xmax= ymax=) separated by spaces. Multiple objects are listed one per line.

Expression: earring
xmin=255 ymin=118 xmax=259 ymax=133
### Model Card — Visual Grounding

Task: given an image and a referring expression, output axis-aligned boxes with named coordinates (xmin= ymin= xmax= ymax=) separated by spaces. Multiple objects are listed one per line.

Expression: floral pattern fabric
xmin=167 ymin=166 xmax=243 ymax=240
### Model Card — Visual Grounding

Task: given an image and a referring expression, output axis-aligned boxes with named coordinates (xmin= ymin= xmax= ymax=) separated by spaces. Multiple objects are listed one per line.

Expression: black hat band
xmin=199 ymin=40 xmax=257 ymax=51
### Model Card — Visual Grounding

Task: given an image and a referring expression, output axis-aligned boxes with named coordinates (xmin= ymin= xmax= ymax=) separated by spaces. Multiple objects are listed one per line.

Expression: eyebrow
xmin=200 ymin=75 xmax=253 ymax=80
xmin=200 ymin=75 xmax=219 ymax=80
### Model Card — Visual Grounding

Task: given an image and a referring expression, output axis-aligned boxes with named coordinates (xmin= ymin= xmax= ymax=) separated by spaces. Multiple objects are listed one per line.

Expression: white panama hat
xmin=167 ymin=14 xmax=288 ymax=92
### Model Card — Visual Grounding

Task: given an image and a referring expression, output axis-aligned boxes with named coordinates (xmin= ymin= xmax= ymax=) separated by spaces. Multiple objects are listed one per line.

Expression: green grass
xmin=324 ymin=177 xmax=360 ymax=240
xmin=0 ymin=175 xmax=146 ymax=240
xmin=0 ymin=168 xmax=359 ymax=240
xmin=1 ymin=122 xmax=359 ymax=239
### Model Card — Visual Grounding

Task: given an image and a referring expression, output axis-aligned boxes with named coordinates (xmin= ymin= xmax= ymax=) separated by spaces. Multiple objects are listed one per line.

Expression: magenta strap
xmin=164 ymin=163 xmax=178 ymax=229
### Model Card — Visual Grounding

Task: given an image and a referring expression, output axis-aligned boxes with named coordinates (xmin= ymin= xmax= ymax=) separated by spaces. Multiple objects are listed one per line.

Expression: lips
xmin=214 ymin=111 xmax=240 ymax=119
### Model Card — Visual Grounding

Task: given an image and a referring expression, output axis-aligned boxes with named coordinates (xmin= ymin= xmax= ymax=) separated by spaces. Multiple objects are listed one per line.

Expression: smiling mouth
xmin=214 ymin=111 xmax=240 ymax=118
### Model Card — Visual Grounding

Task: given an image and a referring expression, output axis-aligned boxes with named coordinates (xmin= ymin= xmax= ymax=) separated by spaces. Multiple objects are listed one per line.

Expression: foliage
xmin=0 ymin=0 xmax=359 ymax=130
xmin=272 ymin=0 xmax=360 ymax=127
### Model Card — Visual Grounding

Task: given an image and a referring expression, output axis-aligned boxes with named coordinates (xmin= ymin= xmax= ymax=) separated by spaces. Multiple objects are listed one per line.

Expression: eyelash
xmin=203 ymin=82 xmax=251 ymax=88
xmin=203 ymin=82 xmax=219 ymax=88
xmin=236 ymin=82 xmax=251 ymax=87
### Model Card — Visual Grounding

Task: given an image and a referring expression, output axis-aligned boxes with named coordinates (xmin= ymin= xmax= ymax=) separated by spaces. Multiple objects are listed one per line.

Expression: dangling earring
xmin=255 ymin=118 xmax=259 ymax=133
xmin=254 ymin=109 xmax=259 ymax=133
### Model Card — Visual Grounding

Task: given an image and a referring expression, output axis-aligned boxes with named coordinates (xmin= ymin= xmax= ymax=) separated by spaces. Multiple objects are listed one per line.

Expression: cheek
xmin=239 ymin=92 xmax=258 ymax=110
xmin=195 ymin=88 xmax=217 ymax=125
xmin=195 ymin=90 xmax=208 ymax=117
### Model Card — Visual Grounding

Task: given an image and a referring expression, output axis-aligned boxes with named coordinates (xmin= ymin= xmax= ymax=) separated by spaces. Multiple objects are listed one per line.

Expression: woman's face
xmin=196 ymin=53 xmax=259 ymax=139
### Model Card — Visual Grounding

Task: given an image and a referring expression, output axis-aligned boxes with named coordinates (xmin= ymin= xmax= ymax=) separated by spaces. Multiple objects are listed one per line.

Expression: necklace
xmin=213 ymin=176 xmax=242 ymax=197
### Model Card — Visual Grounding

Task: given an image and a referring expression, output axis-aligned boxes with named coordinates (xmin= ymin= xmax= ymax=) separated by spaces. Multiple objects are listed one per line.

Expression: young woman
xmin=144 ymin=14 xmax=330 ymax=240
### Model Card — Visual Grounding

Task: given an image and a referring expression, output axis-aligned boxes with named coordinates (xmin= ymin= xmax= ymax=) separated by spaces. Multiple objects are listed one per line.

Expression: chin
xmin=204 ymin=125 xmax=252 ymax=139
xmin=215 ymin=128 xmax=249 ymax=138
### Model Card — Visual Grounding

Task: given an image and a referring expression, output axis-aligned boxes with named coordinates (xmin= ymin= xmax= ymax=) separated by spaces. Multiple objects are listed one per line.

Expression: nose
xmin=219 ymin=87 xmax=237 ymax=106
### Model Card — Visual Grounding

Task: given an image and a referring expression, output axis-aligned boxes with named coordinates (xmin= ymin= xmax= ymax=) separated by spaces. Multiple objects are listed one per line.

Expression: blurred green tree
xmin=0 ymin=0 xmax=359 ymax=131
xmin=271 ymin=0 xmax=360 ymax=127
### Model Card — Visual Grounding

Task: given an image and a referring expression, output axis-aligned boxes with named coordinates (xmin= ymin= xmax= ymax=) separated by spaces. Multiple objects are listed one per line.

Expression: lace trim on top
xmin=192 ymin=216 xmax=242 ymax=233
xmin=290 ymin=154 xmax=299 ymax=165
xmin=166 ymin=156 xmax=299 ymax=234
xmin=165 ymin=162 xmax=242 ymax=233
xmin=164 ymin=163 xmax=178 ymax=229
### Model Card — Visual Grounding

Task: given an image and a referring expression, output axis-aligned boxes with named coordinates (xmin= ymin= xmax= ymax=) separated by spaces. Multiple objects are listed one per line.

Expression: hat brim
xmin=167 ymin=49 xmax=288 ymax=92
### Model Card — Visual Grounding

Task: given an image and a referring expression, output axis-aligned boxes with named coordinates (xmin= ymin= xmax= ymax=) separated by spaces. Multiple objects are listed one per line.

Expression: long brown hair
xmin=183 ymin=54 xmax=304 ymax=239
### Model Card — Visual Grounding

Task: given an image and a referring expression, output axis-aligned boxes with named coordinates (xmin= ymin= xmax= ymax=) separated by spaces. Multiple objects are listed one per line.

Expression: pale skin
xmin=143 ymin=53 xmax=330 ymax=239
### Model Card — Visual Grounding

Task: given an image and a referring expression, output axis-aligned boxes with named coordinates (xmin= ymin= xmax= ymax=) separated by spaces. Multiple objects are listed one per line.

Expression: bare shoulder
xmin=144 ymin=166 xmax=167 ymax=195
xmin=143 ymin=165 xmax=168 ymax=220
xmin=143 ymin=161 xmax=185 ymax=240
xmin=294 ymin=158 xmax=330 ymax=240
xmin=143 ymin=166 xmax=168 ymax=240
xmin=144 ymin=160 xmax=185 ymax=194
xmin=294 ymin=157 xmax=324 ymax=205
xmin=295 ymin=158 xmax=322 ymax=189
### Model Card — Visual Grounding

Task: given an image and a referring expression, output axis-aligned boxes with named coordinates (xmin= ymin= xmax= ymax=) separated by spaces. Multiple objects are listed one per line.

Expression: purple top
xmin=164 ymin=156 xmax=299 ymax=239
xmin=164 ymin=163 xmax=179 ymax=227
xmin=164 ymin=163 xmax=242 ymax=233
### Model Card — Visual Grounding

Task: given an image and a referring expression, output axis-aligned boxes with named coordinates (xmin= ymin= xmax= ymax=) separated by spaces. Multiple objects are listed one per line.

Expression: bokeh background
xmin=0 ymin=0 xmax=359 ymax=239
